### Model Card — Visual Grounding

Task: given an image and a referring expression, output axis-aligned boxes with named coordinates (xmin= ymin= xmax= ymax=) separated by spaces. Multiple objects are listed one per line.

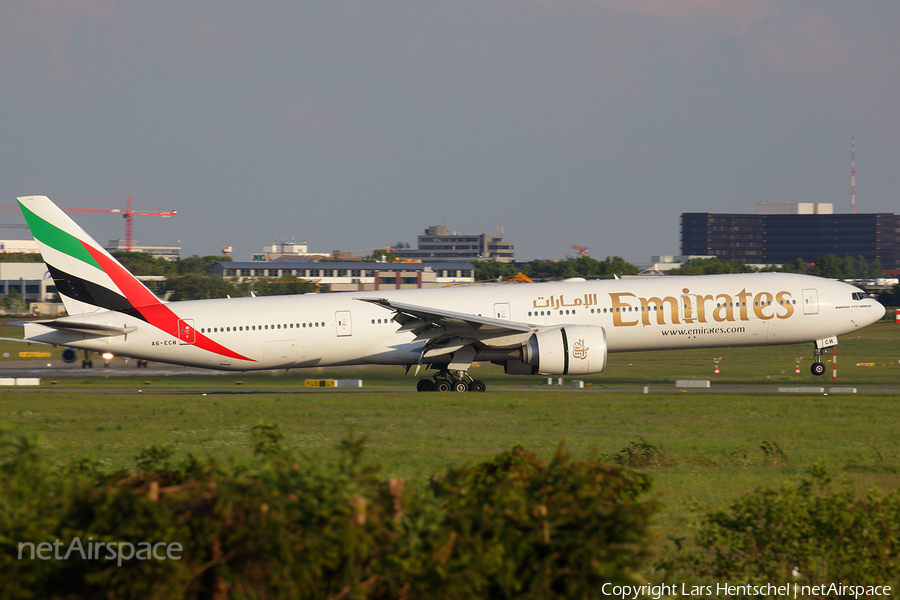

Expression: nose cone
xmin=875 ymin=299 xmax=887 ymax=322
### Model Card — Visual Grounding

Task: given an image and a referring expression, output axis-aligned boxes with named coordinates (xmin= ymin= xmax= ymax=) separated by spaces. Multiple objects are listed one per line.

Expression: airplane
xmin=15 ymin=195 xmax=886 ymax=391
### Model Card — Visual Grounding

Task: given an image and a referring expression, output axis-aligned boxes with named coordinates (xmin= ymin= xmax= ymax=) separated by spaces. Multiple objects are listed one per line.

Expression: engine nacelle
xmin=62 ymin=347 xmax=77 ymax=363
xmin=522 ymin=325 xmax=607 ymax=375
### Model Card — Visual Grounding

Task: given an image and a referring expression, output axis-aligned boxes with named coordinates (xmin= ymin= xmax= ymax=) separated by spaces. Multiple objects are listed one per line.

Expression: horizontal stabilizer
xmin=0 ymin=337 xmax=52 ymax=345
xmin=32 ymin=320 xmax=138 ymax=336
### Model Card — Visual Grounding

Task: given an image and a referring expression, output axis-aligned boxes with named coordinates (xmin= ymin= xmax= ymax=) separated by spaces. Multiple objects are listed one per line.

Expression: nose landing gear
xmin=810 ymin=344 xmax=829 ymax=376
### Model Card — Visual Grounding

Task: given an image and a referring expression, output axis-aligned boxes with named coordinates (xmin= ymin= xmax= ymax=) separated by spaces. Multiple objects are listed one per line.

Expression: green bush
xmin=661 ymin=464 xmax=900 ymax=588
xmin=0 ymin=426 xmax=660 ymax=599
xmin=430 ymin=445 xmax=660 ymax=598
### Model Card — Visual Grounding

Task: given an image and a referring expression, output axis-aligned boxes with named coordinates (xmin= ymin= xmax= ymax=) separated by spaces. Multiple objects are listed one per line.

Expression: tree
xmin=784 ymin=258 xmax=808 ymax=274
xmin=111 ymin=252 xmax=177 ymax=277
xmin=668 ymin=257 xmax=756 ymax=276
xmin=877 ymin=284 xmax=900 ymax=307
xmin=851 ymin=255 xmax=870 ymax=279
xmin=366 ymin=249 xmax=397 ymax=263
xmin=807 ymin=254 xmax=854 ymax=279
xmin=0 ymin=252 xmax=44 ymax=263
xmin=3 ymin=287 xmax=26 ymax=312
xmin=252 ymin=275 xmax=316 ymax=296
xmin=518 ymin=256 xmax=640 ymax=280
xmin=177 ymin=255 xmax=231 ymax=275
xmin=871 ymin=258 xmax=885 ymax=278
xmin=157 ymin=274 xmax=249 ymax=301
xmin=473 ymin=260 xmax=520 ymax=282
xmin=599 ymin=256 xmax=641 ymax=277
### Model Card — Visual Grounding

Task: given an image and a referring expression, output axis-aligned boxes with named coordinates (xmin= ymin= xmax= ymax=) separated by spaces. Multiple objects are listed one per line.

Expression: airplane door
xmin=494 ymin=303 xmax=510 ymax=320
xmin=178 ymin=319 xmax=196 ymax=345
xmin=802 ymin=289 xmax=819 ymax=315
xmin=335 ymin=311 xmax=352 ymax=337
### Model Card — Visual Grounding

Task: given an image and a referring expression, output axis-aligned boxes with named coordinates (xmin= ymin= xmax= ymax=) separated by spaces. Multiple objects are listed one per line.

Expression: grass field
xmin=1 ymin=319 xmax=899 ymax=548
xmin=2 ymin=389 xmax=899 ymax=538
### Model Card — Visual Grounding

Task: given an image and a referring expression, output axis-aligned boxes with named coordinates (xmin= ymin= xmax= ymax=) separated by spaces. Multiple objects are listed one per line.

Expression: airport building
xmin=103 ymin=240 xmax=182 ymax=261
xmin=0 ymin=239 xmax=40 ymax=254
xmin=211 ymin=261 xmax=475 ymax=291
xmin=250 ymin=240 xmax=330 ymax=262
xmin=393 ymin=226 xmax=515 ymax=263
xmin=0 ymin=263 xmax=57 ymax=303
xmin=682 ymin=203 xmax=900 ymax=269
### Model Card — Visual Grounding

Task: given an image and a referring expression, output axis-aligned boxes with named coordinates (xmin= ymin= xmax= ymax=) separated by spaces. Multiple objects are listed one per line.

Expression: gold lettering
xmin=754 ymin=292 xmax=774 ymax=320
xmin=663 ymin=296 xmax=680 ymax=324
xmin=610 ymin=292 xmax=639 ymax=326
xmin=608 ymin=288 xmax=789 ymax=326
xmin=775 ymin=291 xmax=794 ymax=319
xmin=695 ymin=294 xmax=713 ymax=323
xmin=681 ymin=288 xmax=694 ymax=322
xmin=640 ymin=296 xmax=678 ymax=325
xmin=736 ymin=289 xmax=751 ymax=321
xmin=713 ymin=294 xmax=734 ymax=322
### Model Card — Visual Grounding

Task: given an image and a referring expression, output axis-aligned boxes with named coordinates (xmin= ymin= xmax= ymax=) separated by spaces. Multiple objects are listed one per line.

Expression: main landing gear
xmin=416 ymin=369 xmax=486 ymax=393
xmin=811 ymin=345 xmax=828 ymax=376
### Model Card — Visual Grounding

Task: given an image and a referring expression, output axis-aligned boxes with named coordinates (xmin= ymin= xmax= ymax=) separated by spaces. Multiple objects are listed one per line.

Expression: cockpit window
xmin=851 ymin=292 xmax=870 ymax=300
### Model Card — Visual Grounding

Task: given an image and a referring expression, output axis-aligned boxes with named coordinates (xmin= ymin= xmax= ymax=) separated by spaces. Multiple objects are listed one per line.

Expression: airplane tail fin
xmin=17 ymin=195 xmax=163 ymax=316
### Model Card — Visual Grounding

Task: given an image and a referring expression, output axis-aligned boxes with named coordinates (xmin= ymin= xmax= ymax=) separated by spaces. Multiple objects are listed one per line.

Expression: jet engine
xmin=62 ymin=347 xmax=77 ymax=363
xmin=522 ymin=325 xmax=607 ymax=375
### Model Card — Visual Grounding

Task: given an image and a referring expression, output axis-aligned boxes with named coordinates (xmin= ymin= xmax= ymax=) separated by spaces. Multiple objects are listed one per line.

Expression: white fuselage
xmin=25 ymin=273 xmax=885 ymax=371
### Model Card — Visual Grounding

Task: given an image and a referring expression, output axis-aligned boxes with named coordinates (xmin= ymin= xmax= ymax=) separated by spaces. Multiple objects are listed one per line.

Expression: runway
xmin=0 ymin=359 xmax=227 ymax=379
xmin=2 ymin=359 xmax=899 ymax=394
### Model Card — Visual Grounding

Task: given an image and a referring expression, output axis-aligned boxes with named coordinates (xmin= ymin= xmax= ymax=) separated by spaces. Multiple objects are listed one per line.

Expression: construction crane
xmin=571 ymin=245 xmax=588 ymax=257
xmin=0 ymin=196 xmax=177 ymax=251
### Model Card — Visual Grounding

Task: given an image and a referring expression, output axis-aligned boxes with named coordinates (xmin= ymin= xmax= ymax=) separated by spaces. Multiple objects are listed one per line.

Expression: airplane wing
xmin=357 ymin=298 xmax=535 ymax=360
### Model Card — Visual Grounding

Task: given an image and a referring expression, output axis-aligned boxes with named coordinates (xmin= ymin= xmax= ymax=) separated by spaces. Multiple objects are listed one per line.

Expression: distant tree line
xmin=3 ymin=250 xmax=892 ymax=303
xmin=475 ymin=256 xmax=640 ymax=282
xmin=667 ymin=254 xmax=884 ymax=279
xmin=476 ymin=253 xmax=886 ymax=281
xmin=156 ymin=274 xmax=317 ymax=302
xmin=111 ymin=252 xmax=227 ymax=277
xmin=0 ymin=252 xmax=44 ymax=263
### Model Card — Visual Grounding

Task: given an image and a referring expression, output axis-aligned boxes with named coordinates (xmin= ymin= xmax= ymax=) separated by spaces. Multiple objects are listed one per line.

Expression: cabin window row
xmin=199 ymin=322 xmax=326 ymax=334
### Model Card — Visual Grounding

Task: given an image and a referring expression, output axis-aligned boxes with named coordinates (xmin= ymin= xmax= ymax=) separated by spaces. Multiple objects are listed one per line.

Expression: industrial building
xmin=393 ymin=226 xmax=514 ymax=263
xmin=0 ymin=263 xmax=57 ymax=304
xmin=0 ymin=239 xmax=40 ymax=254
xmin=250 ymin=240 xmax=330 ymax=262
xmin=682 ymin=203 xmax=900 ymax=269
xmin=211 ymin=261 xmax=475 ymax=291
xmin=103 ymin=239 xmax=181 ymax=261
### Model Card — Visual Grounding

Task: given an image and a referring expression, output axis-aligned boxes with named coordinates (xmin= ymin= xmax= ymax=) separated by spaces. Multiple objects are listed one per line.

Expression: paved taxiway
xmin=3 ymin=360 xmax=900 ymax=394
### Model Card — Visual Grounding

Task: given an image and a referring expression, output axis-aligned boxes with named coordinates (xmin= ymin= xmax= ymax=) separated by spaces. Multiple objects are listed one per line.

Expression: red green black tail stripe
xmin=21 ymin=198 xmax=253 ymax=363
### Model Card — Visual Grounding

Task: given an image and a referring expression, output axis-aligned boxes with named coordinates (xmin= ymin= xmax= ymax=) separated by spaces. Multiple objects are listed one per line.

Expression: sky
xmin=1 ymin=1 xmax=898 ymax=265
